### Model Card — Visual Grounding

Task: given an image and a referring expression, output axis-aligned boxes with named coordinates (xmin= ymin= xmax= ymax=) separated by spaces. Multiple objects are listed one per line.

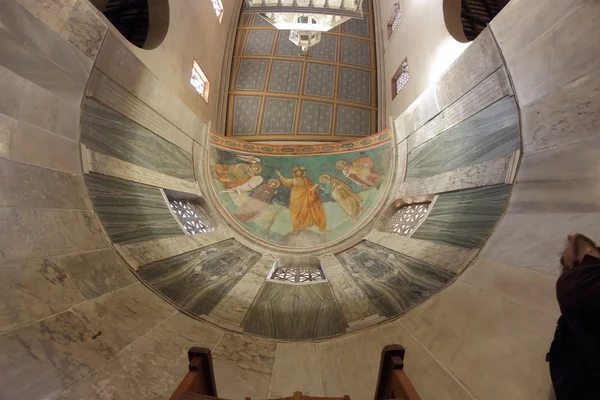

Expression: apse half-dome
xmin=206 ymin=133 xmax=392 ymax=250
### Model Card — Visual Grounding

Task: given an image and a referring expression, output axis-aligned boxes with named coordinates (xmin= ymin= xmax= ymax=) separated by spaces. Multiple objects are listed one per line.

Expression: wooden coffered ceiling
xmin=225 ymin=0 xmax=377 ymax=142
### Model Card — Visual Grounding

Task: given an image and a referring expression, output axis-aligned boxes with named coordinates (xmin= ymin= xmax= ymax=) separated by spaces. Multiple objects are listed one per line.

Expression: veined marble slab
xmin=209 ymin=254 xmax=275 ymax=326
xmin=406 ymin=97 xmax=520 ymax=180
xmin=114 ymin=233 xmax=231 ymax=270
xmin=0 ymin=157 xmax=90 ymax=209
xmin=0 ymin=257 xmax=85 ymax=333
xmin=394 ymin=86 xmax=440 ymax=143
xmin=0 ymin=208 xmax=110 ymax=263
xmin=15 ymin=0 xmax=76 ymax=34
xmin=87 ymin=148 xmax=201 ymax=196
xmin=319 ymin=253 xmax=378 ymax=323
xmin=411 ymin=184 xmax=511 ymax=249
xmin=434 ymin=28 xmax=504 ymax=111
xmin=81 ymin=99 xmax=195 ymax=181
xmin=211 ymin=333 xmax=277 ymax=400
xmin=509 ymin=139 xmax=600 ymax=213
xmin=507 ymin=0 xmax=600 ymax=106
xmin=59 ymin=0 xmax=108 ymax=60
xmin=94 ymin=32 xmax=207 ymax=143
xmin=242 ymin=281 xmax=347 ymax=339
xmin=0 ymin=0 xmax=92 ymax=81
xmin=269 ymin=343 xmax=325 ymax=397
xmin=401 ymin=154 xmax=516 ymax=197
xmin=87 ymin=69 xmax=195 ymax=153
xmin=336 ymin=241 xmax=455 ymax=317
xmin=0 ymin=66 xmax=80 ymax=141
xmin=521 ymin=68 xmax=600 ymax=154
xmin=408 ymin=71 xmax=513 ymax=152
xmin=368 ymin=232 xmax=478 ymax=273
xmin=0 ymin=27 xmax=85 ymax=104
xmin=138 ymin=239 xmax=262 ymax=316
xmin=85 ymin=173 xmax=184 ymax=244
xmin=387 ymin=139 xmax=408 ymax=202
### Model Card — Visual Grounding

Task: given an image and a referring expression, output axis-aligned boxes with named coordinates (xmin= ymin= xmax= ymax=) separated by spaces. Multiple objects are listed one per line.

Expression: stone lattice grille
xmin=169 ymin=200 xmax=214 ymax=235
xmin=385 ymin=203 xmax=430 ymax=236
xmin=271 ymin=265 xmax=325 ymax=283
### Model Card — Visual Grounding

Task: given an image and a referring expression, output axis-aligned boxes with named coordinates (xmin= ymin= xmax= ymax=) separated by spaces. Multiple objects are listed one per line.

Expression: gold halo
xmin=250 ymin=164 xmax=262 ymax=173
xmin=319 ymin=174 xmax=331 ymax=184
xmin=268 ymin=178 xmax=280 ymax=188
xmin=335 ymin=160 xmax=347 ymax=170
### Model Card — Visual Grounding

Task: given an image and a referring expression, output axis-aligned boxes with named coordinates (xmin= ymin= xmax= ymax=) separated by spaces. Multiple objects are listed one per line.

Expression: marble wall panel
xmin=87 ymin=69 xmax=195 ymax=153
xmin=211 ymin=333 xmax=277 ymax=400
xmin=0 ymin=66 xmax=80 ymax=140
xmin=0 ymin=27 xmax=85 ymax=104
xmin=336 ymin=241 xmax=455 ymax=317
xmin=85 ymin=173 xmax=184 ymax=244
xmin=401 ymin=281 xmax=556 ymax=400
xmin=509 ymin=138 xmax=600 ymax=213
xmin=393 ymin=87 xmax=440 ymax=143
xmin=490 ymin=0 xmax=586 ymax=62
xmin=54 ymin=323 xmax=190 ymax=400
xmin=507 ymin=0 xmax=600 ymax=106
xmin=0 ymin=257 xmax=85 ymax=333
xmin=406 ymin=97 xmax=520 ymax=180
xmin=269 ymin=343 xmax=324 ymax=398
xmin=209 ymin=254 xmax=274 ymax=326
xmin=155 ymin=312 xmax=224 ymax=349
xmin=434 ymin=28 xmax=504 ymax=110
xmin=408 ymin=70 xmax=513 ymax=152
xmin=243 ymin=281 xmax=347 ymax=339
xmin=6 ymin=117 xmax=81 ymax=174
xmin=482 ymin=212 xmax=600 ymax=275
xmin=0 ymin=0 xmax=92 ymax=81
xmin=138 ymin=239 xmax=262 ymax=316
xmin=54 ymin=249 xmax=137 ymax=300
xmin=114 ymin=232 xmax=230 ymax=270
xmin=81 ymin=99 xmax=195 ymax=181
xmin=368 ymin=233 xmax=476 ymax=274
xmin=521 ymin=69 xmax=600 ymax=154
xmin=15 ymin=0 xmax=77 ymax=34
xmin=93 ymin=32 xmax=206 ymax=142
xmin=411 ymin=184 xmax=511 ymax=249
xmin=0 ymin=208 xmax=110 ymax=263
xmin=59 ymin=0 xmax=108 ymax=59
xmin=319 ymin=253 xmax=378 ymax=323
xmin=460 ymin=257 xmax=559 ymax=317
xmin=401 ymin=156 xmax=513 ymax=197
xmin=0 ymin=310 xmax=118 ymax=400
xmin=88 ymin=150 xmax=201 ymax=196
xmin=0 ymin=158 xmax=91 ymax=209
xmin=317 ymin=320 xmax=472 ymax=400
xmin=71 ymin=283 xmax=175 ymax=353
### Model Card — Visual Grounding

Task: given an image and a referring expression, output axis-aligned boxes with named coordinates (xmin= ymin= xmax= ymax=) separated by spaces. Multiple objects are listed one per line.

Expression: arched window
xmin=384 ymin=203 xmax=431 ymax=236
xmin=444 ymin=0 xmax=509 ymax=42
xmin=90 ymin=0 xmax=169 ymax=49
xmin=268 ymin=257 xmax=326 ymax=283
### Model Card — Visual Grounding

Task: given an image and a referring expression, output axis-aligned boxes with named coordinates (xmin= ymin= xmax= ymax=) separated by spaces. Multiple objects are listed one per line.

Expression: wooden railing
xmin=170 ymin=344 xmax=421 ymax=400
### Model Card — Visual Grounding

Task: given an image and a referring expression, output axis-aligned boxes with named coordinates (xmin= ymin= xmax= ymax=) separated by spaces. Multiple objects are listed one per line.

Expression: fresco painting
xmin=208 ymin=137 xmax=391 ymax=248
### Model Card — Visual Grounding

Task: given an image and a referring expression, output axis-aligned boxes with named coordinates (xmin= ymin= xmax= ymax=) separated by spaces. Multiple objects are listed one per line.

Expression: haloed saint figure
xmin=275 ymin=166 xmax=330 ymax=235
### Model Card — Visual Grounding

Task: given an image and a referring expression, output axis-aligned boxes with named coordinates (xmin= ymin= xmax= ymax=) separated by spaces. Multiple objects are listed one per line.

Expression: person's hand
xmin=275 ymin=170 xmax=282 ymax=177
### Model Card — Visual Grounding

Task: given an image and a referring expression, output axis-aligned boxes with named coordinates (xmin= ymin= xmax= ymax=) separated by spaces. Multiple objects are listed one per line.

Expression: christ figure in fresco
xmin=275 ymin=166 xmax=330 ymax=235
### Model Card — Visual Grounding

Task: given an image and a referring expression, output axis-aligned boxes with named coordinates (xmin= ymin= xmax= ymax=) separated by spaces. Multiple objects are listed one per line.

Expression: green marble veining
xmin=81 ymin=98 xmax=195 ymax=181
xmin=139 ymin=239 xmax=262 ymax=316
xmin=335 ymin=241 xmax=455 ymax=317
xmin=406 ymin=97 xmax=520 ymax=179
xmin=85 ymin=173 xmax=184 ymax=244
xmin=411 ymin=184 xmax=511 ymax=248
xmin=243 ymin=281 xmax=347 ymax=339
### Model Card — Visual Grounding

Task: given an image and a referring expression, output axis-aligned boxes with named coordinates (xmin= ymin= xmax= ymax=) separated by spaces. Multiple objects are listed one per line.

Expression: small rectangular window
xmin=191 ymin=59 xmax=210 ymax=103
xmin=211 ymin=0 xmax=224 ymax=23
xmin=391 ymin=58 xmax=409 ymax=100
xmin=386 ymin=3 xmax=402 ymax=39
